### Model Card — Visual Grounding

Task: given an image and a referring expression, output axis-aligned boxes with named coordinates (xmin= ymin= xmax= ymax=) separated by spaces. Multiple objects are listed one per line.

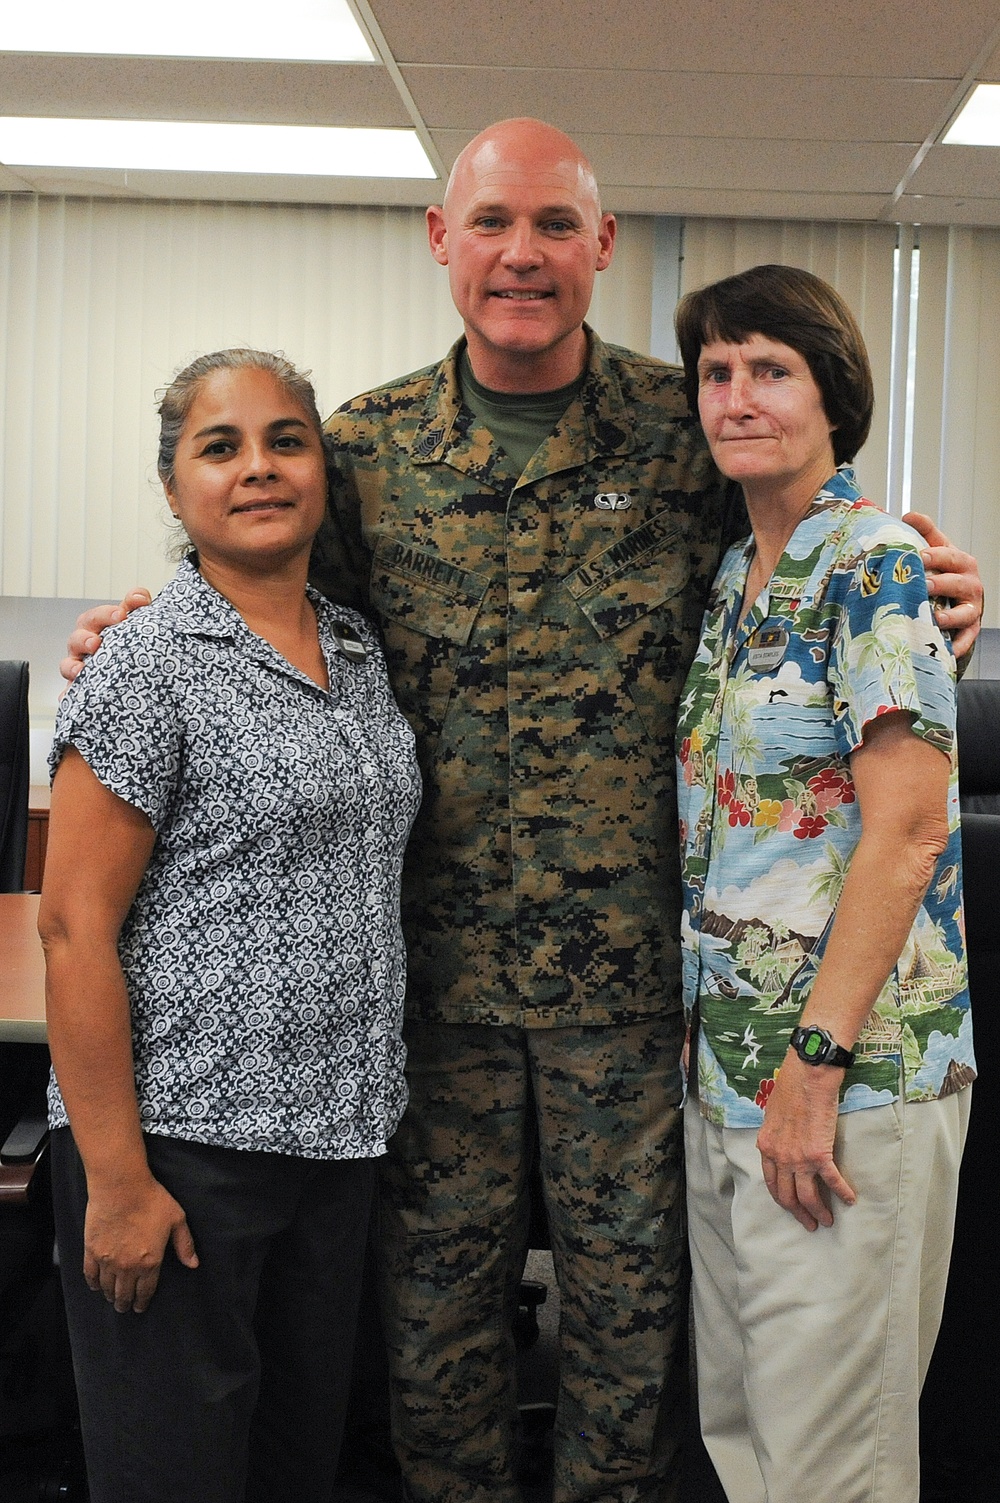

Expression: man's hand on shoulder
xmin=903 ymin=512 xmax=984 ymax=659
xmin=60 ymin=589 xmax=153 ymax=685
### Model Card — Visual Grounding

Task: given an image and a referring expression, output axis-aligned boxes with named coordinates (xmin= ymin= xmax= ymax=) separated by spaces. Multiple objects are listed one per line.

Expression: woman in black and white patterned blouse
xmin=39 ymin=350 xmax=421 ymax=1503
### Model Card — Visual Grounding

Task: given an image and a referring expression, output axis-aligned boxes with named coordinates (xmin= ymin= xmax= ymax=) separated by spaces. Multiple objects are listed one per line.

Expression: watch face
xmin=802 ymin=1030 xmax=824 ymax=1060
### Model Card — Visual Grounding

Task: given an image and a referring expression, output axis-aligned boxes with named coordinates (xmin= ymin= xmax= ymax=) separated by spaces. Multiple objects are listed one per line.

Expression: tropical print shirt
xmin=677 ymin=467 xmax=974 ymax=1128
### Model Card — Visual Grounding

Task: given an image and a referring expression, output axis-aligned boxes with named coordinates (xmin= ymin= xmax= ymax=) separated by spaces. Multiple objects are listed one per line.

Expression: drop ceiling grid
xmin=0 ymin=0 xmax=999 ymax=221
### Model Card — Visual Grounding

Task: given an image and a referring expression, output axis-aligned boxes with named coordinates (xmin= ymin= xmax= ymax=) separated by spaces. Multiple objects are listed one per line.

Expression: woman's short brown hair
xmin=674 ymin=264 xmax=874 ymax=465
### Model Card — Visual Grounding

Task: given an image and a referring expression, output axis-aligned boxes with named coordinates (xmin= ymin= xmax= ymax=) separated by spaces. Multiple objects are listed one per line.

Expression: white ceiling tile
xmin=0 ymin=56 xmax=410 ymax=127
xmin=372 ymin=0 xmax=1000 ymax=77
xmin=897 ymin=194 xmax=1000 ymax=224
xmin=3 ymin=1 xmax=999 ymax=223
xmin=907 ymin=144 xmax=1000 ymax=196
xmin=10 ymin=163 xmax=438 ymax=206
xmin=0 ymin=165 xmax=32 ymax=191
xmin=604 ymin=186 xmax=892 ymax=220
xmin=402 ymin=66 xmax=953 ymax=143
xmin=980 ymin=42 xmax=1000 ymax=80
xmin=428 ymin=130 xmax=915 ymax=194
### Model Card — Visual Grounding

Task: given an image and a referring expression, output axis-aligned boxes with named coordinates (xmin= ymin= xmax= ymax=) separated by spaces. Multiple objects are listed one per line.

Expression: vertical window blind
xmin=0 ymin=195 xmax=652 ymax=599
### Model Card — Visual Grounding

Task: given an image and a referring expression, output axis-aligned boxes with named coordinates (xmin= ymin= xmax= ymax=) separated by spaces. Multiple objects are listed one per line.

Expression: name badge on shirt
xmin=331 ymin=620 xmax=368 ymax=664
xmin=747 ymin=625 xmax=788 ymax=673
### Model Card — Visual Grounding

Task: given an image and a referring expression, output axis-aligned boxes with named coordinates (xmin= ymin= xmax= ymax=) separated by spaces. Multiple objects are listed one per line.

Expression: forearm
xmin=756 ymin=715 xmax=950 ymax=1229
xmin=799 ymin=824 xmax=941 ymax=1047
xmin=43 ymin=930 xmax=151 ymax=1193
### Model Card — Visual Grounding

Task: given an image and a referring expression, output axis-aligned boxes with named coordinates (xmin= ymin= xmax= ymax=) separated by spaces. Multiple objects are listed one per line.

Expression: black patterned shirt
xmin=48 ymin=558 xmax=421 ymax=1160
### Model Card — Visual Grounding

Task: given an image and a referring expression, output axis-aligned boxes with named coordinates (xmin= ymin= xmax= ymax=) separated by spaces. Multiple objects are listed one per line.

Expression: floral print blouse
xmin=49 ymin=559 xmax=421 ymax=1160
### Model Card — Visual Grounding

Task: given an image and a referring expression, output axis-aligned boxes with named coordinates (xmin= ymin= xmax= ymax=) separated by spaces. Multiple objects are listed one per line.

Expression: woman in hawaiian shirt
xmin=674 ymin=265 xmax=974 ymax=1503
xmin=39 ymin=350 xmax=420 ymax=1503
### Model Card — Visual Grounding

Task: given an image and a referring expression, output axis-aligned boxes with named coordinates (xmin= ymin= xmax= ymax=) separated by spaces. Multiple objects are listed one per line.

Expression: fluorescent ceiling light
xmin=943 ymin=83 xmax=1000 ymax=146
xmin=0 ymin=0 xmax=375 ymax=63
xmin=0 ymin=118 xmax=436 ymax=178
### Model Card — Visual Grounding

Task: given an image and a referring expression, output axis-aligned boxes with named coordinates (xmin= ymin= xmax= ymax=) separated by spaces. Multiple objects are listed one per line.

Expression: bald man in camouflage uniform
xmin=310 ymin=119 xmax=738 ymax=1503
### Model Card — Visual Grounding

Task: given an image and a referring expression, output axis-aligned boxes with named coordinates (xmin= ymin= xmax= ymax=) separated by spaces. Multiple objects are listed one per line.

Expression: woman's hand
xmin=902 ymin=513 xmax=984 ymax=659
xmin=84 ymin=1175 xmax=198 ymax=1314
xmin=756 ymin=1053 xmax=856 ymax=1232
xmin=59 ymin=589 xmax=152 ymax=685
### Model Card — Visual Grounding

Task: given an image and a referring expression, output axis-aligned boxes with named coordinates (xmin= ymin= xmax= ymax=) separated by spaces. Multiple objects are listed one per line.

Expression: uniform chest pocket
xmin=566 ymin=518 xmax=690 ymax=638
xmin=369 ymin=535 xmax=491 ymax=753
xmin=565 ymin=517 xmax=693 ymax=744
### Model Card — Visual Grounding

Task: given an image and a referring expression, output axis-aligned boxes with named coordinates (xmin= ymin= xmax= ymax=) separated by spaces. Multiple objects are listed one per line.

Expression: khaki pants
xmin=685 ymin=1088 xmax=971 ymax=1503
xmin=380 ymin=1017 xmax=687 ymax=1503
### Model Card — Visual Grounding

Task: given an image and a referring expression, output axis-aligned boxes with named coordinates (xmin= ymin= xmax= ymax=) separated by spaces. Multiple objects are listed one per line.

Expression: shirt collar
xmin=408 ymin=326 xmax=636 ymax=485
xmin=154 ymin=555 xmax=331 ymax=642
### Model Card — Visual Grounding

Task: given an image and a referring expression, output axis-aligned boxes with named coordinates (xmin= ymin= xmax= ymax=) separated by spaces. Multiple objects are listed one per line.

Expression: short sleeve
xmin=50 ymin=620 xmax=183 ymax=829
xmin=827 ymin=521 xmax=956 ymax=760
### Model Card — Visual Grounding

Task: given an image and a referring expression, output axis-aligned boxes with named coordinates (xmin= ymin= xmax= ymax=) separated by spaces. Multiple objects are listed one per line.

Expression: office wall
xmin=0 ymin=194 xmax=654 ymax=600
xmin=910 ymin=226 xmax=1000 ymax=627
xmin=2 ymin=195 xmax=998 ymax=734
xmin=680 ymin=218 xmax=896 ymax=508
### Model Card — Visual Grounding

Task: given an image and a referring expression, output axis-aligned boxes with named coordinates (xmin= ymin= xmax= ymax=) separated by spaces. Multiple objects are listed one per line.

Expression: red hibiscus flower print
xmin=755 ymin=1078 xmax=776 ymax=1109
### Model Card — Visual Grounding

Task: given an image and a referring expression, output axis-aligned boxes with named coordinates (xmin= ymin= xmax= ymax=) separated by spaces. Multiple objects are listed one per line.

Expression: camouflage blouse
xmin=677 ymin=467 xmax=974 ymax=1126
xmin=314 ymin=333 xmax=740 ymax=1027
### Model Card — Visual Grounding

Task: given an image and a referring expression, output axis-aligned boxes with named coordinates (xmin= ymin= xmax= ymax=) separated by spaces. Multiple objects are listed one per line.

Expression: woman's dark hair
xmin=156 ymin=348 xmax=324 ymax=489
xmin=674 ymin=264 xmax=874 ymax=465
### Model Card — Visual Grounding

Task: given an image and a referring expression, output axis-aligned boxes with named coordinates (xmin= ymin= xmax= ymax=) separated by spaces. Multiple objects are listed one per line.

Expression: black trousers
xmin=51 ymin=1128 xmax=375 ymax=1503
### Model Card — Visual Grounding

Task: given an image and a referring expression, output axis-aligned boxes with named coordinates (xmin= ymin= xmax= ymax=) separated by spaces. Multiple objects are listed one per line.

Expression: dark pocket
xmin=565 ymin=516 xmax=692 ymax=744
xmin=369 ymin=535 xmax=491 ymax=751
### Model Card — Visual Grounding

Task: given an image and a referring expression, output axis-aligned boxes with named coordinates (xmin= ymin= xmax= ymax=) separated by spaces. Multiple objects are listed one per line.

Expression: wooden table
xmin=0 ymin=893 xmax=46 ymax=1042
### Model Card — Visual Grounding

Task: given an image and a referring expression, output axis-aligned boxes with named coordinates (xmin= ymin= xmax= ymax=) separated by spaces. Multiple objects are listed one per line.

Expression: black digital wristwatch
xmin=789 ymin=1025 xmax=856 ymax=1069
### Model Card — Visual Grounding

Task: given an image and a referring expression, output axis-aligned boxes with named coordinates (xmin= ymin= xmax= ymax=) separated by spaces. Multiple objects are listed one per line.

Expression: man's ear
xmin=595 ymin=212 xmax=617 ymax=272
xmin=427 ymin=205 xmax=449 ymax=266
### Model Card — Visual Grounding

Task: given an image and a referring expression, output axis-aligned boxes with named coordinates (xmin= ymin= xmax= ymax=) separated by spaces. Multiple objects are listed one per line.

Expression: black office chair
xmin=0 ymin=660 xmax=29 ymax=892
xmin=0 ymin=660 xmax=46 ymax=1200
xmin=920 ymin=676 xmax=999 ymax=1501
xmin=0 ymin=662 xmax=82 ymax=1497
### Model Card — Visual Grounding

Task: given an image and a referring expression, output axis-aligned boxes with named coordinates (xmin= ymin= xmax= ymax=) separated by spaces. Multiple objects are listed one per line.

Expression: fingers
xmin=75 ymin=604 xmax=129 ymax=636
xmin=901 ymin=511 xmax=946 ymax=549
xmin=82 ymin=1249 xmax=101 ymax=1293
xmin=760 ymin=1155 xmax=850 ymax=1231
xmin=950 ymin=623 xmax=980 ymax=660
xmin=766 ymin=1162 xmax=825 ymax=1232
xmin=131 ymin=1266 xmax=162 ymax=1315
xmin=921 ymin=549 xmax=983 ymax=607
xmin=927 ymin=594 xmax=982 ymax=658
xmin=171 ymin=1217 xmax=199 ymax=1271
xmin=62 ymin=591 xmax=153 ymax=682
xmin=87 ymin=1251 xmax=164 ymax=1313
xmin=818 ymin=1158 xmax=856 ymax=1208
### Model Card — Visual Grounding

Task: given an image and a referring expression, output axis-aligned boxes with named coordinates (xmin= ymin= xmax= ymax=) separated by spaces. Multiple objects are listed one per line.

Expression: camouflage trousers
xmin=378 ymin=1016 xmax=688 ymax=1503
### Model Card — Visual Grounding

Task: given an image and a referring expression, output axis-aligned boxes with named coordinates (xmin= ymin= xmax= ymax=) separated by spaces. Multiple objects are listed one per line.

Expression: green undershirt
xmin=459 ymin=346 xmax=585 ymax=479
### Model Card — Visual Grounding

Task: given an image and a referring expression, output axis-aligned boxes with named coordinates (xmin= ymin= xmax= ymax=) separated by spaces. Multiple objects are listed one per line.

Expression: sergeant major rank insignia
xmin=593 ymin=492 xmax=631 ymax=510
xmin=414 ymin=428 xmax=444 ymax=458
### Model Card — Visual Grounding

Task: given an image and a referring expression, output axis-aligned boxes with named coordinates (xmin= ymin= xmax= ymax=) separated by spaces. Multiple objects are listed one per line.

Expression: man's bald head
xmin=443 ymin=118 xmax=604 ymax=227
xmin=427 ymin=117 xmax=616 ymax=392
